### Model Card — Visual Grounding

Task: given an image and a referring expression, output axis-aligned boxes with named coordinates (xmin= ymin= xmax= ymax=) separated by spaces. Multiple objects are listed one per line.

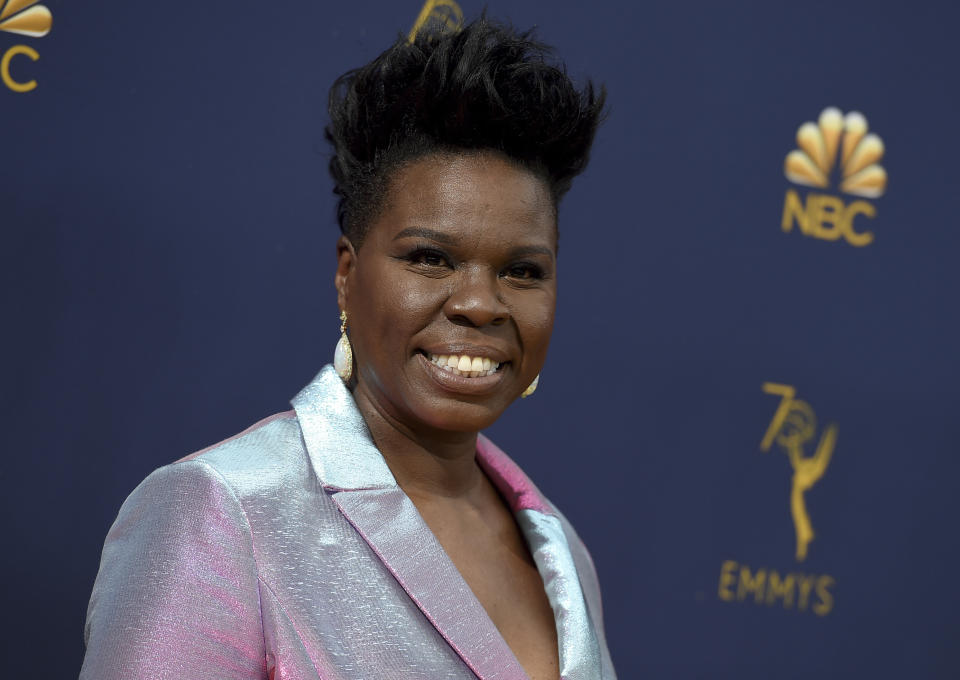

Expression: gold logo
xmin=0 ymin=0 xmax=51 ymax=94
xmin=760 ymin=382 xmax=837 ymax=562
xmin=409 ymin=0 xmax=464 ymax=43
xmin=715 ymin=382 xmax=838 ymax=617
xmin=780 ymin=107 xmax=887 ymax=247
xmin=0 ymin=0 xmax=51 ymax=37
xmin=784 ymin=107 xmax=886 ymax=198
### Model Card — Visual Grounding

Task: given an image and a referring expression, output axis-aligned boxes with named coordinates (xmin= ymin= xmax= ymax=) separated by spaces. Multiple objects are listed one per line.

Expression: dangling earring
xmin=334 ymin=310 xmax=353 ymax=382
xmin=521 ymin=374 xmax=539 ymax=398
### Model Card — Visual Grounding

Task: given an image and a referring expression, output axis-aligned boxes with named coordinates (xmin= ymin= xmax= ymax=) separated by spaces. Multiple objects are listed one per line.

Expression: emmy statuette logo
xmin=409 ymin=0 xmax=464 ymax=43
xmin=0 ymin=0 xmax=51 ymax=93
xmin=715 ymin=383 xmax=838 ymax=617
xmin=759 ymin=382 xmax=837 ymax=562
xmin=780 ymin=107 xmax=887 ymax=247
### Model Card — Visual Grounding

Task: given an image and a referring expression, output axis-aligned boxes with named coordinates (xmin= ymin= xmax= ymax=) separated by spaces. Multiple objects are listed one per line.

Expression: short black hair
xmin=325 ymin=16 xmax=606 ymax=245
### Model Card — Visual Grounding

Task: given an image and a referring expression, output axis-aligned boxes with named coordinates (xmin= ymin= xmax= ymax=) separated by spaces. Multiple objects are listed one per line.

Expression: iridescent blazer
xmin=81 ymin=366 xmax=616 ymax=679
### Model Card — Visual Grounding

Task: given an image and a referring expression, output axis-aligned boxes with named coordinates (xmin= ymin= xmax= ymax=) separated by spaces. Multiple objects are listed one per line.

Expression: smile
xmin=425 ymin=353 xmax=502 ymax=378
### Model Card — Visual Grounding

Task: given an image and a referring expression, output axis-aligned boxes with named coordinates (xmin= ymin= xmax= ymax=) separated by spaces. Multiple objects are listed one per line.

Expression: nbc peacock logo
xmin=0 ymin=0 xmax=52 ymax=93
xmin=0 ymin=0 xmax=51 ymax=36
xmin=780 ymin=107 xmax=887 ymax=247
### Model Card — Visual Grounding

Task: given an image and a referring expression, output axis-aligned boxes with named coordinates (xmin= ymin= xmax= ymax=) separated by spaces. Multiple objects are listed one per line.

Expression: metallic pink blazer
xmin=81 ymin=365 xmax=616 ymax=679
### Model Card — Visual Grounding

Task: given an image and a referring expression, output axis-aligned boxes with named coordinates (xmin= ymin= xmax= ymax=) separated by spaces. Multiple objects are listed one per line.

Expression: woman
xmin=81 ymin=17 xmax=614 ymax=680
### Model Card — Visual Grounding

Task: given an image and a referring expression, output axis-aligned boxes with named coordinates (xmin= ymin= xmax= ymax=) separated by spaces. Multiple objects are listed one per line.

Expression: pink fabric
xmin=476 ymin=433 xmax=554 ymax=515
xmin=81 ymin=366 xmax=613 ymax=679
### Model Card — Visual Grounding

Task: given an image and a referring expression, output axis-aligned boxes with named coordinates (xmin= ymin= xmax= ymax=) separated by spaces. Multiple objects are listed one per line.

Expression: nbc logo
xmin=780 ymin=107 xmax=887 ymax=247
xmin=0 ymin=0 xmax=51 ymax=36
xmin=0 ymin=0 xmax=52 ymax=93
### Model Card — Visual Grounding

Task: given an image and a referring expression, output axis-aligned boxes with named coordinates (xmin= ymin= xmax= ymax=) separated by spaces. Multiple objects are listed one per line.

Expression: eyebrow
xmin=393 ymin=227 xmax=457 ymax=244
xmin=393 ymin=226 xmax=555 ymax=258
xmin=507 ymin=244 xmax=555 ymax=258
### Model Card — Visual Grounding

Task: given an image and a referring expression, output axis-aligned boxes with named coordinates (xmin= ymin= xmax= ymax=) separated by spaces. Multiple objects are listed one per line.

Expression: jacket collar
xmin=292 ymin=365 xmax=557 ymax=508
xmin=290 ymin=365 xmax=396 ymax=491
xmin=291 ymin=366 xmax=526 ymax=677
xmin=291 ymin=365 xmax=599 ymax=680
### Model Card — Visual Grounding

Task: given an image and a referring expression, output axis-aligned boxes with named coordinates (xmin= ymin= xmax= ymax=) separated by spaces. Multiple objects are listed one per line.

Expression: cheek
xmin=517 ymin=292 xmax=556 ymax=358
xmin=353 ymin=268 xmax=442 ymax=352
xmin=379 ymin=278 xmax=443 ymax=334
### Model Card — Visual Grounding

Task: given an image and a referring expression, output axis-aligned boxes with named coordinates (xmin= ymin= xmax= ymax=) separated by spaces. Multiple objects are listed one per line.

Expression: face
xmin=335 ymin=151 xmax=557 ymax=437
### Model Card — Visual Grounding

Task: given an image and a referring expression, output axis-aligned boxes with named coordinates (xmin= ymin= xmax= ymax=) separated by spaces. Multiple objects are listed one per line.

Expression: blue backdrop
xmin=3 ymin=0 xmax=958 ymax=677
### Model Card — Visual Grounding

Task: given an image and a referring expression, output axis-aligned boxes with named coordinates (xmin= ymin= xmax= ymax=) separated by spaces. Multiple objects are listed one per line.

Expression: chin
xmin=412 ymin=397 xmax=508 ymax=435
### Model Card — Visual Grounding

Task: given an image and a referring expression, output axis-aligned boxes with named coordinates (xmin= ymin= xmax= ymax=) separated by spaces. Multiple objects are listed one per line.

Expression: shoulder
xmin=89 ymin=410 xmax=310 ymax=639
xmin=168 ymin=409 xmax=306 ymax=498
xmin=83 ymin=421 xmax=282 ymax=679
xmin=108 ymin=409 xmax=309 ymax=550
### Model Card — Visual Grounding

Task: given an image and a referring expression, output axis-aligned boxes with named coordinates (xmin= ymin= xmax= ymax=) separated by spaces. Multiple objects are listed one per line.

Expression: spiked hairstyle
xmin=325 ymin=17 xmax=606 ymax=245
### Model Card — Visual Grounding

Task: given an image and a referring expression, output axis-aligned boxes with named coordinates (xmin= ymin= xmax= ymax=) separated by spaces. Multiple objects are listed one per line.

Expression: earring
xmin=521 ymin=374 xmax=539 ymax=398
xmin=334 ymin=310 xmax=353 ymax=382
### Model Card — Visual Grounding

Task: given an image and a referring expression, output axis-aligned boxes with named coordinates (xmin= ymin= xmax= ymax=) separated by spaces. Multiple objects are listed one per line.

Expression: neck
xmin=352 ymin=384 xmax=483 ymax=499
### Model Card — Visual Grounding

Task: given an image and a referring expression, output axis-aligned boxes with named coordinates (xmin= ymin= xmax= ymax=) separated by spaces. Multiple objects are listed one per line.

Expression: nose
xmin=443 ymin=267 xmax=509 ymax=328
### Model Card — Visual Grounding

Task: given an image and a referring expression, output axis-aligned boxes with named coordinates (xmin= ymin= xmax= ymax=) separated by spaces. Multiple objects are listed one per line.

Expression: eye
xmin=406 ymin=247 xmax=451 ymax=269
xmin=503 ymin=262 xmax=545 ymax=281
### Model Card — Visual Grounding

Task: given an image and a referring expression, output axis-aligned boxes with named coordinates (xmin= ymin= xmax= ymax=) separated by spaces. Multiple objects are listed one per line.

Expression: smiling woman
xmin=341 ymin=154 xmax=557 ymax=434
xmin=81 ymin=16 xmax=612 ymax=680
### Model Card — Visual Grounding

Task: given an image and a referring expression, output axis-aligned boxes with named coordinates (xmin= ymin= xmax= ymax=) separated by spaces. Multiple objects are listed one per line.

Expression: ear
xmin=334 ymin=235 xmax=357 ymax=313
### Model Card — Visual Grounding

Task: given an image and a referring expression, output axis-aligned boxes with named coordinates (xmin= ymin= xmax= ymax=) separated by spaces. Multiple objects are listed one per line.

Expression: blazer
xmin=80 ymin=365 xmax=616 ymax=679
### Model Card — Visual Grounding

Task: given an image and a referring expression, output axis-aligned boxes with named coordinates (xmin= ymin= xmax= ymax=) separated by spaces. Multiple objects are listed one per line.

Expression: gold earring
xmin=521 ymin=374 xmax=539 ymax=398
xmin=334 ymin=310 xmax=353 ymax=382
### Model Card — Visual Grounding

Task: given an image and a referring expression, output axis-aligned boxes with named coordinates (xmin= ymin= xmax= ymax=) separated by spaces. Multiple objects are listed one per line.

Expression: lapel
xmin=291 ymin=366 xmax=526 ymax=679
xmin=292 ymin=366 xmax=602 ymax=680
xmin=476 ymin=437 xmax=603 ymax=680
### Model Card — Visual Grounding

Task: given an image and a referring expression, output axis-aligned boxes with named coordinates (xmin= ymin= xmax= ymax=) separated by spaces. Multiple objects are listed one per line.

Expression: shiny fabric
xmin=81 ymin=365 xmax=616 ymax=679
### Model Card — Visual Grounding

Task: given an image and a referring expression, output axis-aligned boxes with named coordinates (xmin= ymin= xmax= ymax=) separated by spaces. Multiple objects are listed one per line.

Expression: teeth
xmin=427 ymin=353 xmax=501 ymax=378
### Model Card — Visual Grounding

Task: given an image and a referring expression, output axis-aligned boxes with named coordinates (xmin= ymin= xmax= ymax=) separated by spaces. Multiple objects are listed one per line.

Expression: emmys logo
xmin=409 ymin=0 xmax=464 ymax=42
xmin=715 ymin=383 xmax=838 ymax=617
xmin=780 ymin=107 xmax=887 ymax=247
xmin=0 ymin=0 xmax=51 ymax=93
xmin=759 ymin=382 xmax=837 ymax=562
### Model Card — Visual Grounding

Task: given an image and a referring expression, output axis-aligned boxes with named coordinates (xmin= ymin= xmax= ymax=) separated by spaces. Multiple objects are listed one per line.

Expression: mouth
xmin=422 ymin=351 xmax=503 ymax=378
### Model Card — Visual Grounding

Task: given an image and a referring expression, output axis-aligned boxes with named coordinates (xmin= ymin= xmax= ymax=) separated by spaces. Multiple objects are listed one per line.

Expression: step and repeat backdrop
xmin=3 ymin=0 xmax=958 ymax=677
